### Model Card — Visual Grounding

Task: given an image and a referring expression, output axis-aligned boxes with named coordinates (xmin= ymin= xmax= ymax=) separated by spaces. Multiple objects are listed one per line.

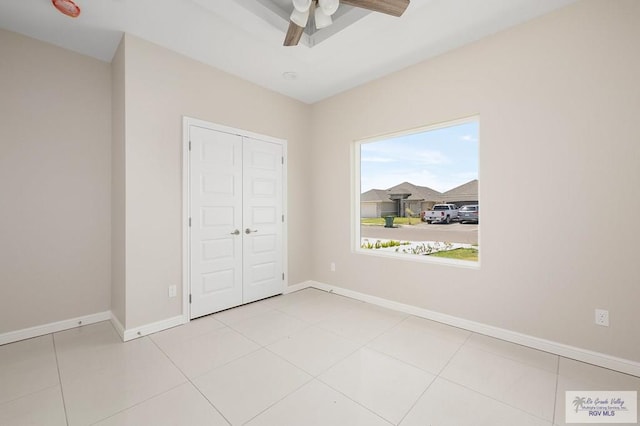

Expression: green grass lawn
xmin=430 ymin=247 xmax=478 ymax=261
xmin=361 ymin=217 xmax=419 ymax=226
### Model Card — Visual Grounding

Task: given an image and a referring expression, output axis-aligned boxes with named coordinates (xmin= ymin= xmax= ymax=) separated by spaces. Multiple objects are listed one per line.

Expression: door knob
xmin=245 ymin=228 xmax=258 ymax=234
xmin=230 ymin=229 xmax=240 ymax=235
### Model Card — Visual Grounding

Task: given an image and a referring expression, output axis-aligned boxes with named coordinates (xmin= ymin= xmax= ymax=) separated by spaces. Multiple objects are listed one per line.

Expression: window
xmin=354 ymin=117 xmax=479 ymax=265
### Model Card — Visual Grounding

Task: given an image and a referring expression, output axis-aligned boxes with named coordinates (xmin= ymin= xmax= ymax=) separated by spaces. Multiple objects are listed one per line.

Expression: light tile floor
xmin=1 ymin=288 xmax=638 ymax=425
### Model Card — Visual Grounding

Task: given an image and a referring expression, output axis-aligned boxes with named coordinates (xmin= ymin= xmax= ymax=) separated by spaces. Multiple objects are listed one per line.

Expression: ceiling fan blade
xmin=284 ymin=21 xmax=305 ymax=46
xmin=340 ymin=0 xmax=410 ymax=17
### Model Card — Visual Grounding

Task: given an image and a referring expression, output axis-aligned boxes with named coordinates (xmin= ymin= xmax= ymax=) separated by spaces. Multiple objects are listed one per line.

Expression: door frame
xmin=182 ymin=116 xmax=288 ymax=323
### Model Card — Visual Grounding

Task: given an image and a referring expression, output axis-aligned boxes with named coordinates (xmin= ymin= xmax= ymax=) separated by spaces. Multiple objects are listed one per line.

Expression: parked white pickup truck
xmin=421 ymin=204 xmax=459 ymax=224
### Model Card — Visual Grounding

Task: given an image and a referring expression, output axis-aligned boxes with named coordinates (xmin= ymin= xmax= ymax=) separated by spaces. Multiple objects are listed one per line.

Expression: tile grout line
xmin=94 ymin=320 xmax=242 ymax=424
xmin=88 ymin=381 xmax=189 ymax=426
xmin=64 ymin=322 xmax=210 ymax=425
xmin=463 ymin=335 xmax=561 ymax=374
xmin=440 ymin=331 xmax=557 ymax=423
xmin=146 ymin=335 xmax=234 ymax=426
xmin=437 ymin=375 xmax=555 ymax=424
xmin=436 ymin=332 xmax=555 ymax=424
xmin=288 ymin=291 xmax=470 ymax=425
xmin=0 ymin=384 xmax=62 ymax=408
xmin=240 ymin=378 xmax=314 ymax=426
xmin=148 ymin=292 xmax=317 ymax=425
xmin=51 ymin=332 xmax=70 ymax=426
xmin=152 ymin=320 xmax=264 ymax=379
xmin=243 ymin=291 xmax=393 ymax=425
xmin=313 ymin=375 xmax=396 ymax=426
xmin=309 ymin=313 xmax=431 ymax=426
xmin=169 ymin=311 xmax=316 ymax=425
xmin=437 ymin=328 xmax=473 ymax=377
xmin=394 ymin=380 xmax=436 ymax=426
xmin=271 ymin=309 xmax=376 ymax=378
xmin=207 ymin=296 xmax=362 ymax=424
xmin=395 ymin=327 xmax=473 ymax=425
xmin=224 ymin=310 xmax=315 ymax=348
xmin=148 ymin=319 xmax=228 ymax=347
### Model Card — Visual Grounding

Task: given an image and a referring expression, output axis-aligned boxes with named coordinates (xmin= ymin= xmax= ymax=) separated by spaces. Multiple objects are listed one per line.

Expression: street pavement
xmin=360 ymin=221 xmax=479 ymax=245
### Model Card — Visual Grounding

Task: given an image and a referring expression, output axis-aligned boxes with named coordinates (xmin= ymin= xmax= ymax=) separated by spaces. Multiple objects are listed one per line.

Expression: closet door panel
xmin=242 ymin=137 xmax=284 ymax=303
xmin=189 ymin=126 xmax=243 ymax=318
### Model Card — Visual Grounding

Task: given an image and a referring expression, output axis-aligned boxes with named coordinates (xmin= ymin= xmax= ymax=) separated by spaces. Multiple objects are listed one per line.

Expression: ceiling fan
xmin=284 ymin=0 xmax=410 ymax=46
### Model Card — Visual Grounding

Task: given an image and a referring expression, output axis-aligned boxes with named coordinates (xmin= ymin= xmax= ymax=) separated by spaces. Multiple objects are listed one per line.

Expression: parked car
xmin=459 ymin=204 xmax=479 ymax=223
xmin=421 ymin=204 xmax=459 ymax=224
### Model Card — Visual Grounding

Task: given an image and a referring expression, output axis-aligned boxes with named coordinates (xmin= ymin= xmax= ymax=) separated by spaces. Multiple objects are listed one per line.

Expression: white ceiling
xmin=0 ymin=0 xmax=577 ymax=104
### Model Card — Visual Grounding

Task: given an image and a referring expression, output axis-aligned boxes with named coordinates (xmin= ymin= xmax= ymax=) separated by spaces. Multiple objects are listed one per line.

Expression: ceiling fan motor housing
xmin=284 ymin=0 xmax=410 ymax=46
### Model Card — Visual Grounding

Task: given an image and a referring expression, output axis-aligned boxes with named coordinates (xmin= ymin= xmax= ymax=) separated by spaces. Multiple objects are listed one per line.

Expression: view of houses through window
xmin=356 ymin=118 xmax=479 ymax=264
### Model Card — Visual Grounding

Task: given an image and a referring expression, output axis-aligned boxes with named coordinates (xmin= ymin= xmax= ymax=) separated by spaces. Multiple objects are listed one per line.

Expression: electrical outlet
xmin=330 ymin=262 xmax=336 ymax=272
xmin=595 ymin=309 xmax=609 ymax=327
xmin=168 ymin=285 xmax=177 ymax=298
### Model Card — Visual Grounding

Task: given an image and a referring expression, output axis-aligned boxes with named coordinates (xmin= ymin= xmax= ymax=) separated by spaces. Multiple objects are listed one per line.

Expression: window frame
xmin=351 ymin=116 xmax=480 ymax=268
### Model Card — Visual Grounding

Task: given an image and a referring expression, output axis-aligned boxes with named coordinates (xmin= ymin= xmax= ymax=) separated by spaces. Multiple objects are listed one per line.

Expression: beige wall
xmin=111 ymin=38 xmax=126 ymax=326
xmin=0 ymin=29 xmax=112 ymax=333
xmin=310 ymin=0 xmax=640 ymax=362
xmin=120 ymin=35 xmax=312 ymax=328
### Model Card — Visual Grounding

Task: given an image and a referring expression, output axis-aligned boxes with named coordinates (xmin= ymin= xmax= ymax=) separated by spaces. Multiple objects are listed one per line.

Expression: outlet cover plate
xmin=595 ymin=309 xmax=609 ymax=326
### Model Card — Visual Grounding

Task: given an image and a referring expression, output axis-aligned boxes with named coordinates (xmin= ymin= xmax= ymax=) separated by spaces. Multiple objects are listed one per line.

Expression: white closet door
xmin=189 ymin=126 xmax=243 ymax=318
xmin=242 ymin=137 xmax=284 ymax=303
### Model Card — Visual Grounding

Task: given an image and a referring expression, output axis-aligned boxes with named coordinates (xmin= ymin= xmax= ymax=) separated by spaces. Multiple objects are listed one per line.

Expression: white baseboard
xmin=113 ymin=314 xmax=187 ymax=342
xmin=0 ymin=311 xmax=111 ymax=346
xmin=303 ymin=280 xmax=640 ymax=378
xmin=110 ymin=281 xmax=313 ymax=343
xmin=110 ymin=280 xmax=315 ymax=341
xmin=7 ymin=281 xmax=634 ymax=377
xmin=285 ymin=280 xmax=315 ymax=294
xmin=110 ymin=313 xmax=126 ymax=341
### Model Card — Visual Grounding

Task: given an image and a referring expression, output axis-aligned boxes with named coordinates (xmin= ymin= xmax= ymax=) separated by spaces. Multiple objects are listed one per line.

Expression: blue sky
xmin=360 ymin=120 xmax=479 ymax=193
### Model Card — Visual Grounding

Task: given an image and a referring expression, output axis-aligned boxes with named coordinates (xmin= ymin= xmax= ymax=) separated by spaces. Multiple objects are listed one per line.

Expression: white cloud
xmin=413 ymin=149 xmax=450 ymax=165
xmin=362 ymin=143 xmax=449 ymax=166
xmin=361 ymin=157 xmax=395 ymax=163
xmin=360 ymin=131 xmax=477 ymax=193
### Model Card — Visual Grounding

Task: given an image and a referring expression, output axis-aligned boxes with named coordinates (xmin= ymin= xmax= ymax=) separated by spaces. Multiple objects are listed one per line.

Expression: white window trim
xmin=351 ymin=116 xmax=480 ymax=269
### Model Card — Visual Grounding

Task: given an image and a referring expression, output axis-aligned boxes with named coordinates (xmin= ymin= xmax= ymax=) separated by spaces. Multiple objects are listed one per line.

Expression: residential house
xmin=441 ymin=179 xmax=479 ymax=206
xmin=361 ymin=180 xmax=477 ymax=218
